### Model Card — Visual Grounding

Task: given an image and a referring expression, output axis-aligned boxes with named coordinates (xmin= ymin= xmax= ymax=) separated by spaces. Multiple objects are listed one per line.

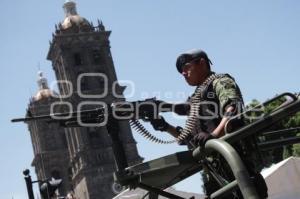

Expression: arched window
xmin=88 ymin=127 xmax=101 ymax=147
xmin=92 ymin=49 xmax=102 ymax=64
xmin=51 ymin=170 xmax=61 ymax=180
xmin=74 ymin=53 xmax=82 ymax=65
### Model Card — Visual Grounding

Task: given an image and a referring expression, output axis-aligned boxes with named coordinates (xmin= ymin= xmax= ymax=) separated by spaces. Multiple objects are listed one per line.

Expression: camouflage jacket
xmin=193 ymin=72 xmax=244 ymax=134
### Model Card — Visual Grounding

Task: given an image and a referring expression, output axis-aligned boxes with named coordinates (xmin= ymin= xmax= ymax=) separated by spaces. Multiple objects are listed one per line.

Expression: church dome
xmin=60 ymin=1 xmax=92 ymax=31
xmin=61 ymin=15 xmax=90 ymax=30
xmin=32 ymin=71 xmax=58 ymax=102
xmin=33 ymin=89 xmax=56 ymax=102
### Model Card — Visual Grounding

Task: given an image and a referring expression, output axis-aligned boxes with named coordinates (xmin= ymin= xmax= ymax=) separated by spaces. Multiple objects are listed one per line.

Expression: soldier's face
xmin=181 ymin=58 xmax=208 ymax=86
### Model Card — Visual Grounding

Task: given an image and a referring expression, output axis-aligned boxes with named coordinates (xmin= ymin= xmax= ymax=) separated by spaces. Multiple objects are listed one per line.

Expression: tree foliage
xmin=246 ymin=94 xmax=300 ymax=166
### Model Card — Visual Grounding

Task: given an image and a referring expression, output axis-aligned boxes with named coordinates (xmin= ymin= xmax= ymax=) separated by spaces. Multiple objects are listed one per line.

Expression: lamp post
xmin=23 ymin=169 xmax=35 ymax=199
xmin=23 ymin=169 xmax=63 ymax=199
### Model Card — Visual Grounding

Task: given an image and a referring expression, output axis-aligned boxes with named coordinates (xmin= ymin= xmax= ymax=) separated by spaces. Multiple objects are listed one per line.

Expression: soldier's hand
xmin=150 ymin=116 xmax=169 ymax=132
xmin=192 ymin=132 xmax=215 ymax=146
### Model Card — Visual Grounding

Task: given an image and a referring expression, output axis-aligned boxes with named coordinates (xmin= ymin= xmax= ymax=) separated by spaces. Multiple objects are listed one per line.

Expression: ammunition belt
xmin=129 ymin=73 xmax=227 ymax=145
xmin=177 ymin=73 xmax=227 ymax=143
xmin=129 ymin=119 xmax=176 ymax=144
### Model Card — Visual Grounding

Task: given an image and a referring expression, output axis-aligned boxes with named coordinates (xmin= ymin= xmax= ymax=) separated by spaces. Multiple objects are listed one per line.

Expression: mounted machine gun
xmin=12 ymin=93 xmax=300 ymax=199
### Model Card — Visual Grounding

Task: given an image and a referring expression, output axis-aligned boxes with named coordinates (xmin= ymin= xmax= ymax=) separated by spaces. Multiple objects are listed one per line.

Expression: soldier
xmin=149 ymin=49 xmax=267 ymax=198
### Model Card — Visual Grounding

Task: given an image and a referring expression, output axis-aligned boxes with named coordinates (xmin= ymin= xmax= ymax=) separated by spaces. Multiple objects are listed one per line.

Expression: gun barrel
xmin=11 ymin=108 xmax=104 ymax=123
xmin=11 ymin=115 xmax=54 ymax=123
xmin=11 ymin=99 xmax=180 ymax=124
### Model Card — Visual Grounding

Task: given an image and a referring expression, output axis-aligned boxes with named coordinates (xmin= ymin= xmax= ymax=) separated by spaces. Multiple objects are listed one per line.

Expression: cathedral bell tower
xmin=47 ymin=1 xmax=142 ymax=198
xmin=27 ymin=71 xmax=71 ymax=197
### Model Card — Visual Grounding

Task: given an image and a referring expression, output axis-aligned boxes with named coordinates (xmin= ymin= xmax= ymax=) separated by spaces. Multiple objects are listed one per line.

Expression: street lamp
xmin=23 ymin=169 xmax=35 ymax=199
xmin=23 ymin=169 xmax=63 ymax=199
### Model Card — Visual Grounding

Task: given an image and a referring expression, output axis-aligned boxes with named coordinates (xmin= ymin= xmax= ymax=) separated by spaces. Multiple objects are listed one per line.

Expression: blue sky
xmin=0 ymin=0 xmax=299 ymax=198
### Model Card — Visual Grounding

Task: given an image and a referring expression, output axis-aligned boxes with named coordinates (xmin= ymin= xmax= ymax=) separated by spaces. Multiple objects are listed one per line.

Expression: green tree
xmin=246 ymin=94 xmax=300 ymax=166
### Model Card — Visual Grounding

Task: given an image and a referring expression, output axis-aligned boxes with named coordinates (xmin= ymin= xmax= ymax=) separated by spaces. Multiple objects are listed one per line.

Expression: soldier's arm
xmin=211 ymin=106 xmax=234 ymax=138
xmin=212 ymin=76 xmax=244 ymax=137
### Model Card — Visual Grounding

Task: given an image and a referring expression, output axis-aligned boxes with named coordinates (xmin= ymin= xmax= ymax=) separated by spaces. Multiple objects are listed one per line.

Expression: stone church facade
xmin=26 ymin=1 xmax=142 ymax=198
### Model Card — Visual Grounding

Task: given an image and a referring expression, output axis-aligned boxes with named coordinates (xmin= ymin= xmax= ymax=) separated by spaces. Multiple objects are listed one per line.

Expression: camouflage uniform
xmin=191 ymin=73 xmax=244 ymax=140
xmin=189 ymin=73 xmax=267 ymax=199
xmin=174 ymin=49 xmax=267 ymax=198
xmin=213 ymin=75 xmax=243 ymax=115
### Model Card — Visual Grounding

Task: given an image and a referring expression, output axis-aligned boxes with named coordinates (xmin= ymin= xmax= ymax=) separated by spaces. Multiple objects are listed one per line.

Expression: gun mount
xmin=12 ymin=93 xmax=300 ymax=199
xmin=114 ymin=93 xmax=300 ymax=199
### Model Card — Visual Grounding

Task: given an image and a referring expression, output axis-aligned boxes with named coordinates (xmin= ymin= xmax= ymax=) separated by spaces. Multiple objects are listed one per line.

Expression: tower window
xmin=80 ymin=78 xmax=88 ymax=91
xmin=51 ymin=170 xmax=61 ymax=180
xmin=93 ymin=70 xmax=105 ymax=88
xmin=74 ymin=53 xmax=82 ymax=65
xmin=92 ymin=49 xmax=101 ymax=64
xmin=60 ymin=131 xmax=68 ymax=148
xmin=78 ymin=71 xmax=89 ymax=91
xmin=88 ymin=127 xmax=101 ymax=147
xmin=88 ymin=128 xmax=100 ymax=138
